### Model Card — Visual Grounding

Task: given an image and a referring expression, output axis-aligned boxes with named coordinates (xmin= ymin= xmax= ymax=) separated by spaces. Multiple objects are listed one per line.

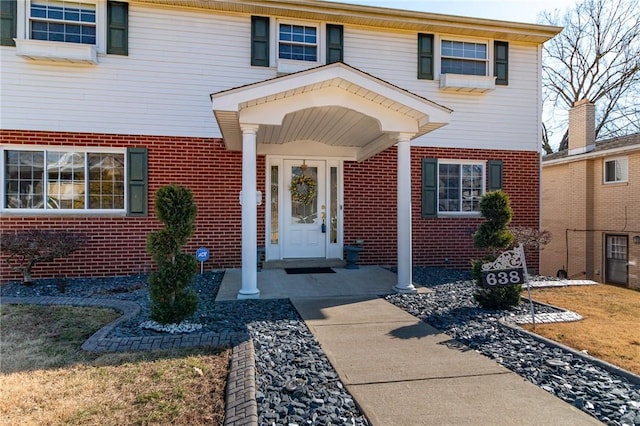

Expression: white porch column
xmin=238 ymin=124 xmax=260 ymax=299
xmin=394 ymin=133 xmax=417 ymax=294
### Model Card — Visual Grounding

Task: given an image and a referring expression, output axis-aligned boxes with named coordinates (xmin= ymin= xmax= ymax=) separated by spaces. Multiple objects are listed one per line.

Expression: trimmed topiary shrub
xmin=472 ymin=190 xmax=521 ymax=309
xmin=146 ymin=184 xmax=198 ymax=324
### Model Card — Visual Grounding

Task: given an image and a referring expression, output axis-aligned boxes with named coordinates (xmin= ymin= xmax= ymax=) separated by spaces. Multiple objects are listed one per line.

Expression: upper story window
xmin=30 ymin=0 xmax=96 ymax=45
xmin=418 ymin=34 xmax=508 ymax=92
xmin=278 ymin=23 xmax=317 ymax=62
xmin=3 ymin=0 xmax=128 ymax=62
xmin=441 ymin=40 xmax=487 ymax=76
xmin=251 ymin=16 xmax=343 ymax=73
xmin=604 ymin=157 xmax=628 ymax=183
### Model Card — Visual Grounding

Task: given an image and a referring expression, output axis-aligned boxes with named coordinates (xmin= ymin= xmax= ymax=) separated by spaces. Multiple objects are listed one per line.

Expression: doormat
xmin=285 ymin=267 xmax=336 ymax=274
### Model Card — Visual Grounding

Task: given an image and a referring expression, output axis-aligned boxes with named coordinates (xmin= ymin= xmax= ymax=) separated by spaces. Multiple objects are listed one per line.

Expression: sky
xmin=324 ymin=0 xmax=577 ymax=25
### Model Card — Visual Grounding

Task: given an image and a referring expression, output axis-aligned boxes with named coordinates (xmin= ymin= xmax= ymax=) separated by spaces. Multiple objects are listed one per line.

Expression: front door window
xmin=282 ymin=160 xmax=325 ymax=259
xmin=290 ymin=165 xmax=318 ymax=224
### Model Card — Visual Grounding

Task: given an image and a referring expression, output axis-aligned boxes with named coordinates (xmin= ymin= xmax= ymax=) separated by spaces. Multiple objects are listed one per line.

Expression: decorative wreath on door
xmin=289 ymin=174 xmax=317 ymax=206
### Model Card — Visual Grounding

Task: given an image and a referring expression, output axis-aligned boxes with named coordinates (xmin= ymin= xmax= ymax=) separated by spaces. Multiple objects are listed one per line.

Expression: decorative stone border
xmin=499 ymin=296 xmax=640 ymax=386
xmin=224 ymin=339 xmax=258 ymax=426
xmin=1 ymin=296 xmax=258 ymax=426
xmin=500 ymin=316 xmax=640 ymax=387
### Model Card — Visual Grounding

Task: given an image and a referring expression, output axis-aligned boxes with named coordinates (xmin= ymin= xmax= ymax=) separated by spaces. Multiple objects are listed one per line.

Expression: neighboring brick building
xmin=1 ymin=0 xmax=560 ymax=297
xmin=541 ymin=100 xmax=640 ymax=289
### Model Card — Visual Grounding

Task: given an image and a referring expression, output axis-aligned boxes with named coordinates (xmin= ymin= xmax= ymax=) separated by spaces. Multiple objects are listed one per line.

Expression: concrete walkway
xmin=218 ymin=266 xmax=601 ymax=424
xmin=290 ymin=295 xmax=601 ymax=425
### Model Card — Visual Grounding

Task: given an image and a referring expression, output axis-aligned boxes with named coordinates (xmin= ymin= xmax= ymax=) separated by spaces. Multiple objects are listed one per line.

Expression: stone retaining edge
xmin=1 ymin=296 xmax=258 ymax=426
xmin=224 ymin=339 xmax=259 ymax=426
xmin=500 ymin=318 xmax=640 ymax=386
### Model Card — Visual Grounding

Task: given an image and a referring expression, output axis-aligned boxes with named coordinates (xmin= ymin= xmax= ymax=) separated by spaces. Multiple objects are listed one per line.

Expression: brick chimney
xmin=568 ymin=99 xmax=595 ymax=155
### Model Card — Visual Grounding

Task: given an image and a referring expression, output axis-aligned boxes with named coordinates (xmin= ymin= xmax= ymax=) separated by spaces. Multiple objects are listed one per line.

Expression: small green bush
xmin=472 ymin=190 xmax=521 ymax=309
xmin=146 ymin=185 xmax=198 ymax=324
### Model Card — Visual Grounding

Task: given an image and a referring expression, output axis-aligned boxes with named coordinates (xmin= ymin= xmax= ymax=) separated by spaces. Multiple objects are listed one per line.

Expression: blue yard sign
xmin=195 ymin=247 xmax=209 ymax=274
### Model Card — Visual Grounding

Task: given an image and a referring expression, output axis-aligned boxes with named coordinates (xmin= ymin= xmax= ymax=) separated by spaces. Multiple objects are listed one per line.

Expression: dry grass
xmin=0 ymin=304 xmax=230 ymax=425
xmin=523 ymin=284 xmax=640 ymax=375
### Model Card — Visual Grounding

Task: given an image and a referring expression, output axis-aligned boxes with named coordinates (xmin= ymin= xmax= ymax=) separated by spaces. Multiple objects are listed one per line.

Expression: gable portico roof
xmin=210 ymin=62 xmax=452 ymax=161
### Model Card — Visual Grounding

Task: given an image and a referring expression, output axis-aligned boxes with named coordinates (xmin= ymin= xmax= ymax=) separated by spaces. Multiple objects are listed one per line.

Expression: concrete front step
xmin=262 ymin=258 xmax=345 ymax=269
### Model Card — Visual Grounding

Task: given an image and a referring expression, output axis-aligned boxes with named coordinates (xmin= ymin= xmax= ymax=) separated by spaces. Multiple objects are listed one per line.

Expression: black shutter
xmin=0 ymin=0 xmax=17 ymax=47
xmin=488 ymin=160 xmax=503 ymax=191
xmin=127 ymin=148 xmax=148 ymax=216
xmin=494 ymin=41 xmax=508 ymax=85
xmin=251 ymin=16 xmax=270 ymax=67
xmin=421 ymin=158 xmax=438 ymax=218
xmin=417 ymin=33 xmax=434 ymax=80
xmin=107 ymin=1 xmax=128 ymax=55
xmin=326 ymin=24 xmax=343 ymax=64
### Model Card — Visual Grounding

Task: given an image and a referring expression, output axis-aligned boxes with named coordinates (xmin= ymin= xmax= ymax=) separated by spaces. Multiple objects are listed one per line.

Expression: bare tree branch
xmin=542 ymin=0 xmax=640 ymax=151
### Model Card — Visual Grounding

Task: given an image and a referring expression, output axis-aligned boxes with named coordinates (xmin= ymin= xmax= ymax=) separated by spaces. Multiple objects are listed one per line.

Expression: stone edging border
xmin=1 ymin=296 xmax=258 ymax=426
xmin=500 ymin=297 xmax=640 ymax=386
xmin=499 ymin=318 xmax=640 ymax=386
xmin=224 ymin=339 xmax=258 ymax=426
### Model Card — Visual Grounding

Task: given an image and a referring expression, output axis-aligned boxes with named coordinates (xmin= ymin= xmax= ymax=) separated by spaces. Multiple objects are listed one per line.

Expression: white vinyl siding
xmin=343 ymin=27 xmax=540 ymax=151
xmin=1 ymin=4 xmax=542 ymax=152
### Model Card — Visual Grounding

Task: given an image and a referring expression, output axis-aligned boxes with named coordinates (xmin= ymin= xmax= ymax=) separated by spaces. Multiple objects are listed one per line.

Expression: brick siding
xmin=344 ymin=146 xmax=540 ymax=270
xmin=1 ymin=130 xmax=540 ymax=281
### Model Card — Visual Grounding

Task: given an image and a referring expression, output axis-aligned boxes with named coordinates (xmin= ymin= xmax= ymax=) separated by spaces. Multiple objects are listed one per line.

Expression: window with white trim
xmin=9 ymin=0 xmax=128 ymax=62
xmin=278 ymin=22 xmax=318 ymax=62
xmin=30 ymin=0 xmax=96 ymax=45
xmin=3 ymin=148 xmax=125 ymax=211
xmin=418 ymin=35 xmax=507 ymax=91
xmin=441 ymin=39 xmax=487 ymax=76
xmin=604 ymin=157 xmax=628 ymax=183
xmin=438 ymin=161 xmax=485 ymax=213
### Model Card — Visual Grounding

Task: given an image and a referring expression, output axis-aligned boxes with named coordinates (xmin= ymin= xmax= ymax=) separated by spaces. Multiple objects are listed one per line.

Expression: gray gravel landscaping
xmin=2 ymin=268 xmax=639 ymax=425
xmin=390 ymin=268 xmax=640 ymax=426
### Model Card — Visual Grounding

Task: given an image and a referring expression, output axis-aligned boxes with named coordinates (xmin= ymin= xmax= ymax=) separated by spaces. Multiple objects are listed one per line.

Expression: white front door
xmin=283 ymin=159 xmax=326 ymax=258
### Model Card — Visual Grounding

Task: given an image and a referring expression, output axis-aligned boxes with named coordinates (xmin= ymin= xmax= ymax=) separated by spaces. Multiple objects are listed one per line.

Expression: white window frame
xmin=440 ymin=38 xmax=489 ymax=76
xmin=436 ymin=35 xmax=492 ymax=77
xmin=437 ymin=159 xmax=486 ymax=216
xmin=603 ymin=156 xmax=629 ymax=184
xmin=14 ymin=0 xmax=106 ymax=63
xmin=1 ymin=145 xmax=127 ymax=214
xmin=435 ymin=35 xmax=496 ymax=93
xmin=274 ymin=19 xmax=323 ymax=73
